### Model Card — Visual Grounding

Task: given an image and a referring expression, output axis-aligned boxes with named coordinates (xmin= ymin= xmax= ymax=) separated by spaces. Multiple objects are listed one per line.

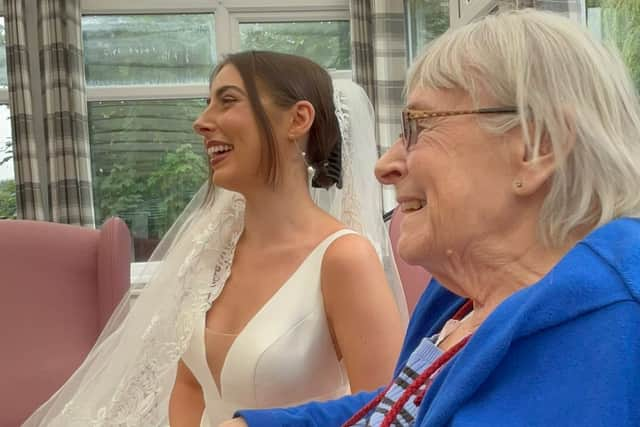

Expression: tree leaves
xmin=596 ymin=0 xmax=640 ymax=88
xmin=93 ymin=143 xmax=207 ymax=242
xmin=0 ymin=179 xmax=16 ymax=219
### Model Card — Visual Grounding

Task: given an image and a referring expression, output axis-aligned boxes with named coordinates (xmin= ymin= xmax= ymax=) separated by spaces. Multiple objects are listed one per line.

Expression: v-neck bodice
xmin=182 ymin=229 xmax=353 ymax=426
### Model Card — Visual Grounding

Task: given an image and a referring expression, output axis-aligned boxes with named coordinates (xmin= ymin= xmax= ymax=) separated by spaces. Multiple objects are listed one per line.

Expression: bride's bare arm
xmin=321 ymin=234 xmax=404 ymax=392
xmin=169 ymin=360 xmax=206 ymax=426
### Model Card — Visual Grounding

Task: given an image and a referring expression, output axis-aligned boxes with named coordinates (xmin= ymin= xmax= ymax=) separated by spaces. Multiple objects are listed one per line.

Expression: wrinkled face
xmin=193 ymin=64 xmax=285 ymax=193
xmin=376 ymin=87 xmax=523 ymax=270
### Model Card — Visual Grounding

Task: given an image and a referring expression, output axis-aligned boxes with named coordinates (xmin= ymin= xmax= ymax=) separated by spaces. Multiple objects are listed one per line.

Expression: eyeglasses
xmin=401 ymin=107 xmax=518 ymax=150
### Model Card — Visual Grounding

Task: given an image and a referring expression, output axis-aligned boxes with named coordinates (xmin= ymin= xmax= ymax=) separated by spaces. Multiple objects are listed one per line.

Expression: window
xmin=239 ymin=21 xmax=351 ymax=70
xmin=83 ymin=14 xmax=214 ymax=261
xmin=88 ymin=99 xmax=207 ymax=252
xmin=0 ymin=105 xmax=14 ymax=220
xmin=447 ymin=0 xmax=500 ymax=29
xmin=228 ymin=5 xmax=351 ymax=78
xmin=0 ymin=16 xmax=15 ymax=220
xmin=405 ymin=0 xmax=449 ymax=60
xmin=81 ymin=1 xmax=351 ymax=266
xmin=83 ymin=14 xmax=216 ymax=86
xmin=585 ymin=0 xmax=639 ymax=88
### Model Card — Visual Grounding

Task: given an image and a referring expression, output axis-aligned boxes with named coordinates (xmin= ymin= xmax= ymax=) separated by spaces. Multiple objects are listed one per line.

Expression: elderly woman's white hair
xmin=407 ymin=9 xmax=640 ymax=247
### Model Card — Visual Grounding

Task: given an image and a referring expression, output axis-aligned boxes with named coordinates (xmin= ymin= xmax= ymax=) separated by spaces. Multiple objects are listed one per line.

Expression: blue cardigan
xmin=238 ymin=218 xmax=640 ymax=426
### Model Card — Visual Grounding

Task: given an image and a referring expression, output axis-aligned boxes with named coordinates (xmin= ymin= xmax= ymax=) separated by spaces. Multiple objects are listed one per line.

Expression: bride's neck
xmin=241 ymin=181 xmax=318 ymax=245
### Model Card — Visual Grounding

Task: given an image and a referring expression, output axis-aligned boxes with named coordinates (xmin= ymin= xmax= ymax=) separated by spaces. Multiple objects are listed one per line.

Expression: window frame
xmin=448 ymin=0 xmax=496 ymax=29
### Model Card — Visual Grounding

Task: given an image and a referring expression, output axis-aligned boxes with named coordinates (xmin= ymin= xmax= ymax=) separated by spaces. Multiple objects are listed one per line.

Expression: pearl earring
xmin=301 ymin=151 xmax=314 ymax=176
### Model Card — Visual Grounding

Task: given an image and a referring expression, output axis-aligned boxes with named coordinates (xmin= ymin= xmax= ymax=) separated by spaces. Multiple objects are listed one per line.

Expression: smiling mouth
xmin=400 ymin=200 xmax=426 ymax=213
xmin=207 ymin=144 xmax=233 ymax=158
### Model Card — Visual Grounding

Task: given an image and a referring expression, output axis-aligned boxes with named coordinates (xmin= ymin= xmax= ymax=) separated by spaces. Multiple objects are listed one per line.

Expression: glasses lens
xmin=401 ymin=110 xmax=410 ymax=149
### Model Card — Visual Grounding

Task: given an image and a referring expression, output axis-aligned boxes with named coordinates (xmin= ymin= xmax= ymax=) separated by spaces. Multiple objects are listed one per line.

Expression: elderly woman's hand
xmin=217 ymin=418 xmax=248 ymax=427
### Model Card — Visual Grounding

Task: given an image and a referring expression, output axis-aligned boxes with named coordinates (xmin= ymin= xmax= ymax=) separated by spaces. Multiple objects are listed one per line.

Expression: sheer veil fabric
xmin=22 ymin=79 xmax=407 ymax=427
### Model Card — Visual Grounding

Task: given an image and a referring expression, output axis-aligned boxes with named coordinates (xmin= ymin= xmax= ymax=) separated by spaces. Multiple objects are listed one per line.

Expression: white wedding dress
xmin=183 ymin=229 xmax=354 ymax=426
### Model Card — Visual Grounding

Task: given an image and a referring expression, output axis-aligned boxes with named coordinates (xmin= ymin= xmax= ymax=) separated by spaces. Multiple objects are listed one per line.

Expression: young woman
xmin=23 ymin=52 xmax=407 ymax=427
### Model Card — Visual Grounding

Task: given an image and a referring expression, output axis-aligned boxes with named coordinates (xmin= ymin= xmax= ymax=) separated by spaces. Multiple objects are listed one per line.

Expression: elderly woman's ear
xmin=510 ymin=112 xmax=577 ymax=197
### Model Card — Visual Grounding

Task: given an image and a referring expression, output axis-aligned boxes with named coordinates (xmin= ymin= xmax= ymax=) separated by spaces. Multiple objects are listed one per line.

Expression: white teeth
xmin=207 ymin=144 xmax=233 ymax=155
xmin=400 ymin=200 xmax=426 ymax=213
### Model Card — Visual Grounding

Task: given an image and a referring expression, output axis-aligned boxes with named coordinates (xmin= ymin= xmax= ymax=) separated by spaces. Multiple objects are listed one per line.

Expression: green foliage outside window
xmin=587 ymin=0 xmax=640 ymax=88
xmin=93 ymin=143 xmax=207 ymax=242
xmin=240 ymin=21 xmax=351 ymax=69
xmin=89 ymin=98 xmax=208 ymax=259
xmin=0 ymin=179 xmax=16 ymax=219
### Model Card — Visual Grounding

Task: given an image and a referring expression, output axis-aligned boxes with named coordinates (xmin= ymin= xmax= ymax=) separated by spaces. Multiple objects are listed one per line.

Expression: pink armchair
xmin=0 ymin=217 xmax=131 ymax=426
xmin=389 ymin=208 xmax=431 ymax=314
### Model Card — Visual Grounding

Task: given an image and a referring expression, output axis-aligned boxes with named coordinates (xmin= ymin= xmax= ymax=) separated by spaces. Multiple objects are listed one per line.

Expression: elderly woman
xmin=224 ymin=8 xmax=640 ymax=427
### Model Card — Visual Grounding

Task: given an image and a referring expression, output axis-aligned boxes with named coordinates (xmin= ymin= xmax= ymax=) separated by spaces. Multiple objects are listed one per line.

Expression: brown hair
xmin=207 ymin=50 xmax=341 ymax=191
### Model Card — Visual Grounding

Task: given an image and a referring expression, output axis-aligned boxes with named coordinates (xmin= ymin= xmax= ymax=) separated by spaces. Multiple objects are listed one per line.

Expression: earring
xmin=514 ymin=180 xmax=524 ymax=189
xmin=301 ymin=151 xmax=314 ymax=176
xmin=295 ymin=139 xmax=315 ymax=180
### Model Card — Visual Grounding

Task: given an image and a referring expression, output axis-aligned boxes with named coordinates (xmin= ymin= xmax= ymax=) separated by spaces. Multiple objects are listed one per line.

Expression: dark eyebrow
xmin=214 ymin=85 xmax=247 ymax=99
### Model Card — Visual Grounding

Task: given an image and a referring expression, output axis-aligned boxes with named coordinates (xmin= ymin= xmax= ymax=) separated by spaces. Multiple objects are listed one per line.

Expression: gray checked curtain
xmin=350 ymin=0 xmax=407 ymax=212
xmin=350 ymin=0 xmax=407 ymax=157
xmin=39 ymin=0 xmax=94 ymax=226
xmin=4 ymin=0 xmax=93 ymax=226
xmin=5 ymin=0 xmax=46 ymax=220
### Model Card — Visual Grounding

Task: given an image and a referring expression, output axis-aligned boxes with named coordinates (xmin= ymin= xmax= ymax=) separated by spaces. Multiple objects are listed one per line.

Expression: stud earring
xmin=514 ymin=180 xmax=524 ymax=189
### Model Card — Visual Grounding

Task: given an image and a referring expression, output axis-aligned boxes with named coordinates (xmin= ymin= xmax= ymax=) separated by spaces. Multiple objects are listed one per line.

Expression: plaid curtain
xmin=350 ymin=0 xmax=376 ymax=103
xmin=39 ymin=0 xmax=94 ymax=226
xmin=350 ymin=0 xmax=407 ymax=212
xmin=5 ymin=0 xmax=46 ymax=220
xmin=350 ymin=0 xmax=407 ymax=155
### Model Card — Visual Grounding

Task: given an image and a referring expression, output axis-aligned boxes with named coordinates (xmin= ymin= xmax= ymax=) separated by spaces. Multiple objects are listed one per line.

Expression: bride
xmin=23 ymin=51 xmax=408 ymax=427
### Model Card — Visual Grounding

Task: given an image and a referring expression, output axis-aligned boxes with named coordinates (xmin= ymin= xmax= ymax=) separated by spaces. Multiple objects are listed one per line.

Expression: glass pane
xmin=406 ymin=0 xmax=449 ymax=60
xmin=82 ymin=14 xmax=216 ymax=86
xmin=586 ymin=0 xmax=640 ymax=88
xmin=0 ymin=105 xmax=15 ymax=219
xmin=240 ymin=21 xmax=351 ymax=70
xmin=0 ymin=18 xmax=7 ymax=88
xmin=89 ymin=99 xmax=208 ymax=261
